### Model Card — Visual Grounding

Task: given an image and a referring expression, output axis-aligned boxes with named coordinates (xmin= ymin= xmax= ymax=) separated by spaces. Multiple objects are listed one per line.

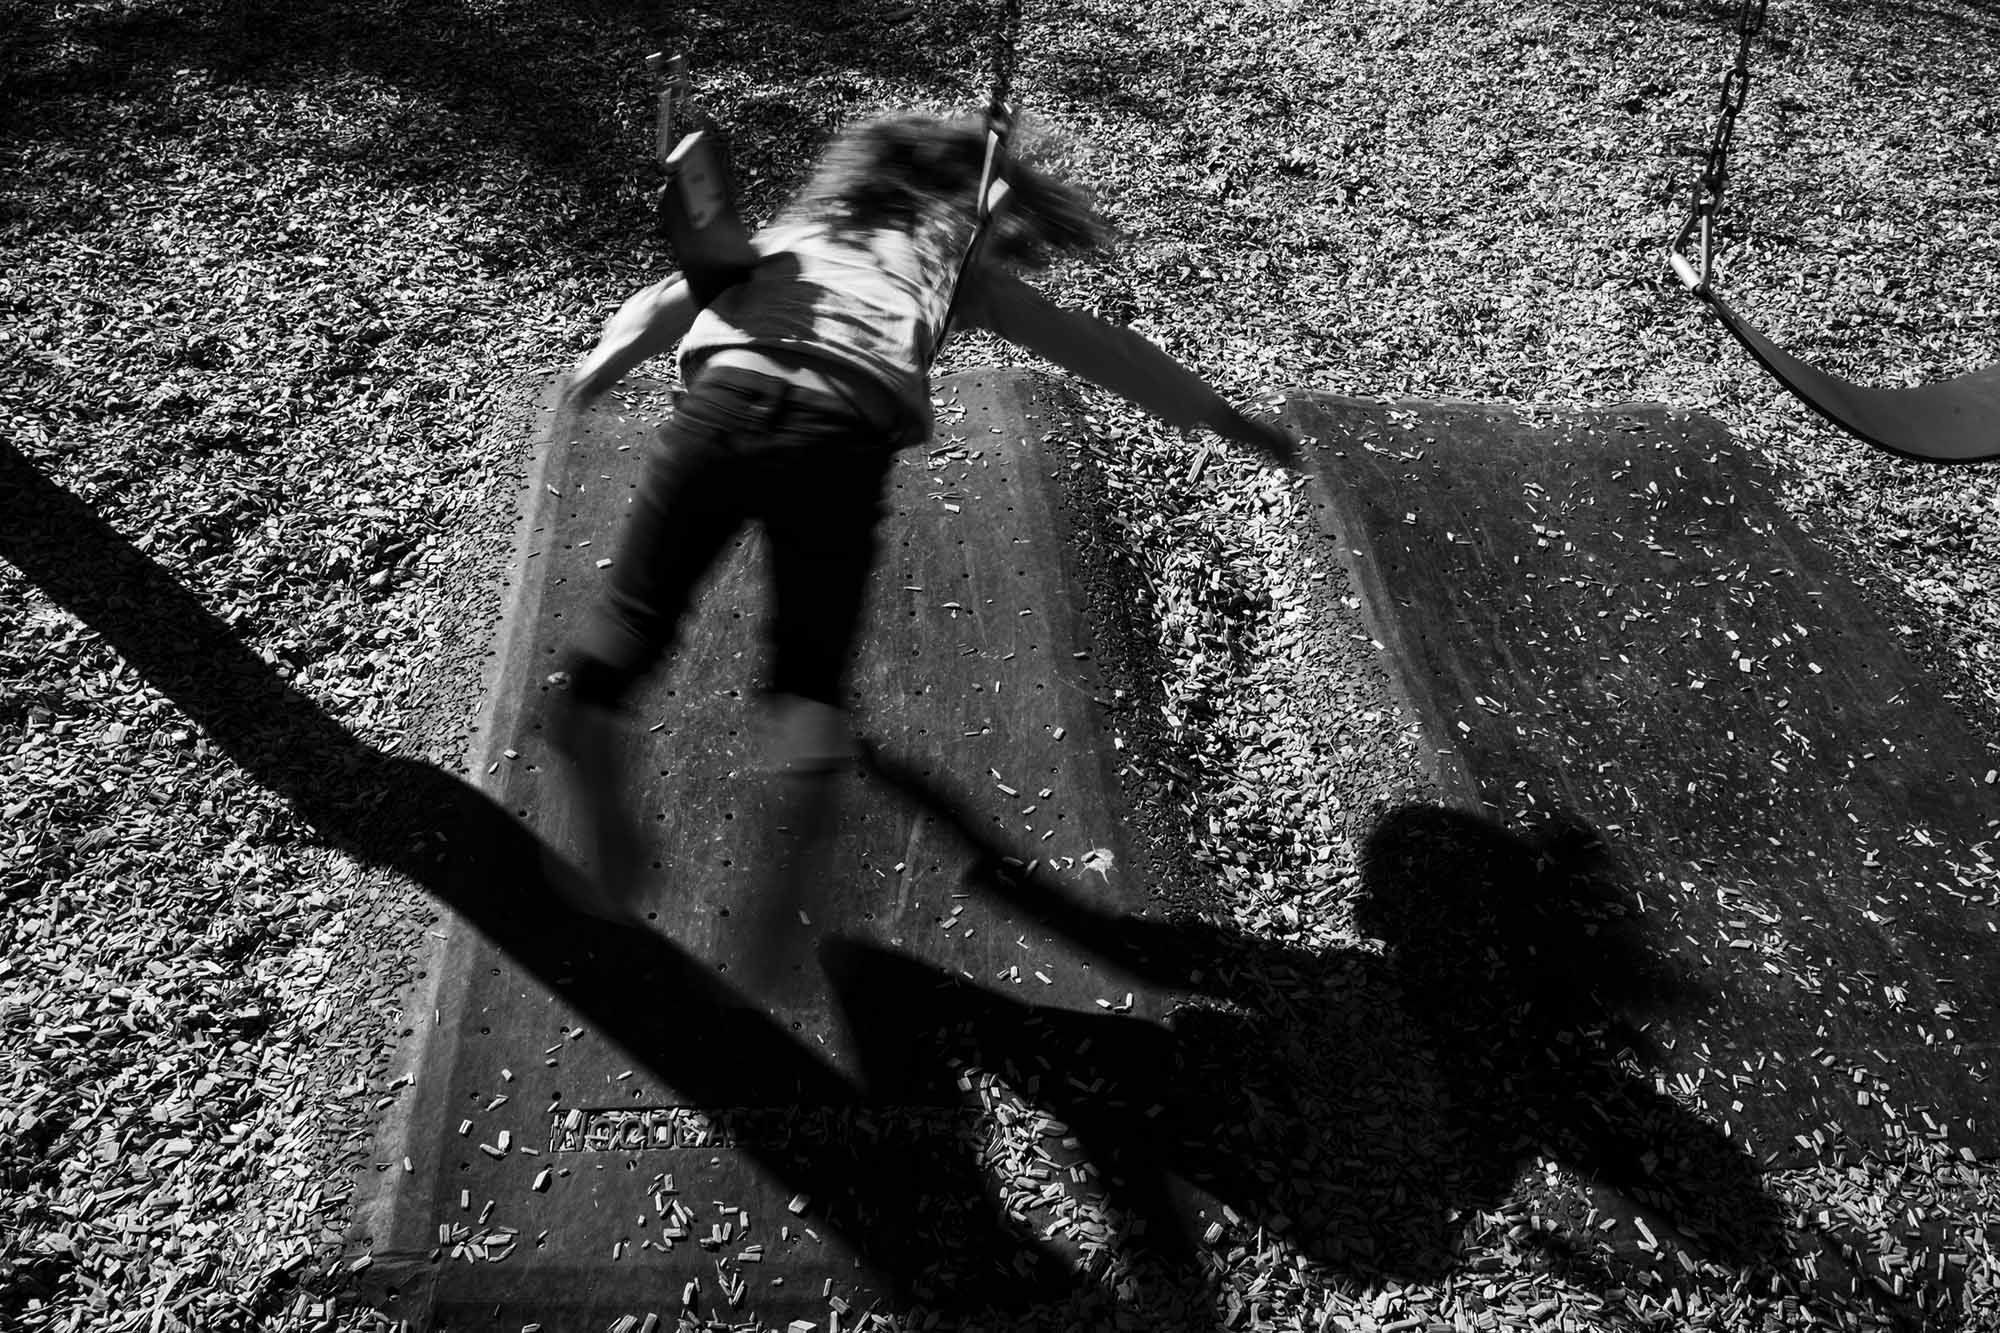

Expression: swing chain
xmin=1671 ymin=0 xmax=1771 ymax=293
xmin=989 ymin=0 xmax=1023 ymax=118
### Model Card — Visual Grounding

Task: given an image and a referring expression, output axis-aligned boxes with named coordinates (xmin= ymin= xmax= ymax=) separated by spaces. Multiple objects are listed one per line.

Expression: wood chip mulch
xmin=3 ymin=0 xmax=1996 ymax=1329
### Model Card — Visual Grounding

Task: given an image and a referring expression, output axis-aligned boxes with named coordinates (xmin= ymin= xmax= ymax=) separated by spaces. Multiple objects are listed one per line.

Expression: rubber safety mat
xmin=353 ymin=370 xmax=1198 ymax=1329
xmin=1286 ymin=393 xmax=2000 ymax=1168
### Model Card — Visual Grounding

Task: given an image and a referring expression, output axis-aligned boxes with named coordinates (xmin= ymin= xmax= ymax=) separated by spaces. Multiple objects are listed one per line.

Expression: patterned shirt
xmin=678 ymin=215 xmax=971 ymax=437
xmin=676 ymin=216 xmax=1229 ymax=444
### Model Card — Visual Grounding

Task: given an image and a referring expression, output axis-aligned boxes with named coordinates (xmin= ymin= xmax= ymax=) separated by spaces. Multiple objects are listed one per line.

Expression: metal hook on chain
xmin=1669 ymin=0 xmax=1770 ymax=294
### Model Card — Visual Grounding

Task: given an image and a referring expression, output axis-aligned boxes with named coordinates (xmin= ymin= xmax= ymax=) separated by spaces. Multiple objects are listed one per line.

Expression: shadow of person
xmin=1353 ymin=805 xmax=1786 ymax=1282
xmin=3 ymin=440 xmax=1892 ymax=1326
xmin=851 ymin=742 xmax=1809 ymax=1314
xmin=816 ymin=931 xmax=1223 ymax=1329
xmin=0 ymin=441 xmax=1121 ymax=1325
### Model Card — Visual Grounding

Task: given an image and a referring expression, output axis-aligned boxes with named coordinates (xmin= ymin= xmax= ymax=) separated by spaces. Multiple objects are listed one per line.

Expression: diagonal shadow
xmin=851 ymin=741 xmax=1929 ymax=1322
xmin=1 ymin=0 xmax=992 ymax=176
xmin=0 ymin=439 xmax=1120 ymax=1321
xmin=5 ymin=439 xmax=1933 ymax=1326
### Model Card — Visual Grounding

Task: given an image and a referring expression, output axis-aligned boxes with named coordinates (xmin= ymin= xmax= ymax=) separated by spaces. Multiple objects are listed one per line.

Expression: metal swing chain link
xmin=1672 ymin=0 xmax=1771 ymax=292
xmin=990 ymin=0 xmax=1023 ymax=116
xmin=1703 ymin=0 xmax=1771 ymax=207
xmin=930 ymin=0 xmax=1023 ymax=367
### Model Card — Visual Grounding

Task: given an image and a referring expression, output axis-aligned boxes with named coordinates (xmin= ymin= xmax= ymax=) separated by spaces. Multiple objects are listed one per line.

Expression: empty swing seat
xmin=1705 ymin=291 xmax=2000 ymax=463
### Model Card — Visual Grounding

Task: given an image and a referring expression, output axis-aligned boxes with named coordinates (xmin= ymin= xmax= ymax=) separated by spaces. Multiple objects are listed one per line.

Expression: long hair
xmin=782 ymin=112 xmax=1111 ymax=270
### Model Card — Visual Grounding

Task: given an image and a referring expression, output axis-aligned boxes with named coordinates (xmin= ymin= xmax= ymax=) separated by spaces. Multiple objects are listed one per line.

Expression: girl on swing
xmin=549 ymin=109 xmax=1297 ymax=925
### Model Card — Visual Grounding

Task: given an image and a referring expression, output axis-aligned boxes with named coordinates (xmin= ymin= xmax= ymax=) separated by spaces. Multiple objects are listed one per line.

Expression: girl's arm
xmin=566 ymin=275 xmax=699 ymax=405
xmin=963 ymin=271 xmax=1298 ymax=467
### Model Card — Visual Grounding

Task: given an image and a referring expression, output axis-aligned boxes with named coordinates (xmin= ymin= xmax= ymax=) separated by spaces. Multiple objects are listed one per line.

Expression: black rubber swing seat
xmin=1704 ymin=290 xmax=2000 ymax=463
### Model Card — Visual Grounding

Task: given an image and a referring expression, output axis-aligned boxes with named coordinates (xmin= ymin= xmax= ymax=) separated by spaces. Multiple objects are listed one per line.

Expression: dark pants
xmin=562 ymin=366 xmax=901 ymax=712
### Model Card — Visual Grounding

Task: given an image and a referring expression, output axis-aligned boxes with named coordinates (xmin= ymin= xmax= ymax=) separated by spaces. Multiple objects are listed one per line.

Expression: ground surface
xmin=3 ymin=0 xmax=1999 ymax=1330
xmin=350 ymin=370 xmax=1212 ymax=1330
